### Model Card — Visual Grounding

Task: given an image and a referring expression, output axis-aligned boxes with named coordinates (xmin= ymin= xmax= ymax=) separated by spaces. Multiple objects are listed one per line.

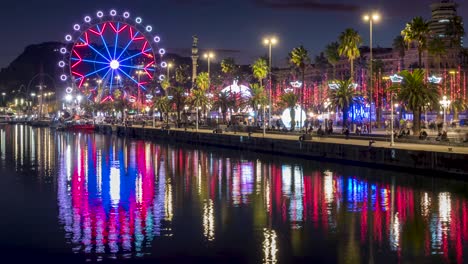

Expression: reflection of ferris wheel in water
xmin=58 ymin=9 xmax=167 ymax=104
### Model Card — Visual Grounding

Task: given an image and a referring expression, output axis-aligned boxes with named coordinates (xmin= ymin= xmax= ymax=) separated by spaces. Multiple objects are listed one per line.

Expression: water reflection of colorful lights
xmin=0 ymin=128 xmax=453 ymax=261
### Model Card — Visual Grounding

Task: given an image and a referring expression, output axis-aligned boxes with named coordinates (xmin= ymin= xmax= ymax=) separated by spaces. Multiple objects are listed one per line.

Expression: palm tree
xmin=154 ymin=96 xmax=171 ymax=123
xmin=187 ymin=89 xmax=208 ymax=131
xmin=428 ymin=37 xmax=446 ymax=74
xmin=401 ymin=16 xmax=430 ymax=69
xmin=279 ymin=92 xmax=299 ymax=131
xmin=195 ymin=72 xmax=210 ymax=91
xmin=248 ymin=83 xmax=267 ymax=126
xmin=392 ymin=69 xmax=439 ymax=135
xmin=451 ymin=98 xmax=467 ymax=122
xmin=392 ymin=35 xmax=406 ymax=71
xmin=289 ymin=45 xmax=310 ymax=129
xmin=221 ymin=57 xmax=238 ymax=83
xmin=329 ymin=79 xmax=360 ymax=127
xmin=168 ymin=86 xmax=187 ymax=126
xmin=314 ymin=52 xmax=329 ymax=78
xmin=251 ymin=58 xmax=268 ymax=86
xmin=338 ymin=28 xmax=362 ymax=79
xmin=175 ymin=64 xmax=190 ymax=85
xmin=212 ymin=91 xmax=234 ymax=123
xmin=325 ymin=41 xmax=340 ymax=79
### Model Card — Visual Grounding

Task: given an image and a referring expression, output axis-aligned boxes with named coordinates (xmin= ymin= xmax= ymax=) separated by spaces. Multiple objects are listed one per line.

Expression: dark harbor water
xmin=0 ymin=125 xmax=467 ymax=263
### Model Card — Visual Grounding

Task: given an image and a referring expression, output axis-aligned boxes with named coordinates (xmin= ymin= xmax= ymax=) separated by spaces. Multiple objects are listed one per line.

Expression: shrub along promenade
xmin=95 ymin=124 xmax=468 ymax=177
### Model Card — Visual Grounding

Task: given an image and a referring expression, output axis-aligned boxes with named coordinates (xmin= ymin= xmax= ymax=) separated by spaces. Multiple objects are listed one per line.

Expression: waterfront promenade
xmin=95 ymin=124 xmax=468 ymax=176
xmin=112 ymin=124 xmax=468 ymax=155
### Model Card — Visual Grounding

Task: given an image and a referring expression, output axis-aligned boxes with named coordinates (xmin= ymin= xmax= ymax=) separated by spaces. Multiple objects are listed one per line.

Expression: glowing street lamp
xmin=203 ymin=52 xmax=215 ymax=78
xmin=363 ymin=12 xmax=380 ymax=133
xmin=263 ymin=36 xmax=277 ymax=126
xmin=439 ymin=95 xmax=451 ymax=131
xmin=167 ymin=62 xmax=173 ymax=78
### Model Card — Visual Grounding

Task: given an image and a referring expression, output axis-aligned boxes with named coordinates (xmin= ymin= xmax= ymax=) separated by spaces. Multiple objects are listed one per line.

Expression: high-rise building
xmin=429 ymin=0 xmax=461 ymax=44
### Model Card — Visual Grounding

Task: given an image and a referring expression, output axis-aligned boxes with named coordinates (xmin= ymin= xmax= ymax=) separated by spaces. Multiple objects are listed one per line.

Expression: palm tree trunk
xmin=350 ymin=60 xmax=354 ymax=80
xmin=290 ymin=109 xmax=296 ymax=131
xmin=333 ymin=65 xmax=336 ymax=80
xmin=418 ymin=48 xmax=422 ymax=69
xmin=177 ymin=106 xmax=181 ymax=127
xmin=343 ymin=107 xmax=348 ymax=127
xmin=413 ymin=107 xmax=421 ymax=135
xmin=454 ymin=108 xmax=459 ymax=122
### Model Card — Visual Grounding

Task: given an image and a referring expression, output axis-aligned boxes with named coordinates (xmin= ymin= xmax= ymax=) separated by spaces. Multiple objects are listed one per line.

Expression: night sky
xmin=1 ymin=0 xmax=467 ymax=68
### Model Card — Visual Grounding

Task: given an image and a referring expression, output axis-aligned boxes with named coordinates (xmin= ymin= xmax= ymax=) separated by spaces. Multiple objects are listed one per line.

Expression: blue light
xmin=79 ymin=37 xmax=110 ymax=62
xmin=96 ymin=24 xmax=113 ymax=59
xmin=75 ymin=66 xmax=110 ymax=81
xmin=113 ymin=22 xmax=120 ymax=59
xmin=118 ymin=68 xmax=147 ymax=90
xmin=116 ymin=31 xmax=140 ymax=61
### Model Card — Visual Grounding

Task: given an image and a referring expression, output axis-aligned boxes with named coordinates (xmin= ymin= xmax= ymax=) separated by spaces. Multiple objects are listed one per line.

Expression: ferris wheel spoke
xmin=80 ymin=37 xmax=111 ymax=62
xmin=99 ymin=67 xmax=113 ymax=85
xmin=96 ymin=24 xmax=113 ymax=59
xmin=118 ymin=49 xmax=152 ymax=64
xmin=119 ymin=64 xmax=155 ymax=71
xmin=75 ymin=66 xmax=110 ymax=81
xmin=71 ymin=58 xmax=110 ymax=65
xmin=113 ymin=22 xmax=120 ymax=59
xmin=116 ymin=31 xmax=140 ymax=61
xmin=118 ymin=68 xmax=147 ymax=91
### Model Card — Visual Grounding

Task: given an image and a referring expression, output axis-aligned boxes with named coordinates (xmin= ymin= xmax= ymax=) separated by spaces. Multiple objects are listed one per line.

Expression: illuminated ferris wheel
xmin=58 ymin=9 xmax=167 ymax=103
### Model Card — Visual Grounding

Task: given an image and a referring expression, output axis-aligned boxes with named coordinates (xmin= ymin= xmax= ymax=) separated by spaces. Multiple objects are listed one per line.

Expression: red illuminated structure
xmin=58 ymin=10 xmax=166 ymax=107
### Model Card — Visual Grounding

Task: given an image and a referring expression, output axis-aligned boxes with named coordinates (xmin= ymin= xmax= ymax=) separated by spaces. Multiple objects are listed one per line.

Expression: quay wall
xmin=95 ymin=125 xmax=468 ymax=177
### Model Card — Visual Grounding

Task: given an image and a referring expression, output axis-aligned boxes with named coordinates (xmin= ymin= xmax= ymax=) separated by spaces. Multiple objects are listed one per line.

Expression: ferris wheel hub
xmin=110 ymin=60 xmax=120 ymax=70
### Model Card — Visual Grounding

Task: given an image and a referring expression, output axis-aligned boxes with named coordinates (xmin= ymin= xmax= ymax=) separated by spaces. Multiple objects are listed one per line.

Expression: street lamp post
xmin=167 ymin=63 xmax=173 ymax=79
xmin=390 ymin=94 xmax=396 ymax=146
xmin=389 ymin=74 xmax=403 ymax=146
xmin=134 ymin=70 xmax=144 ymax=115
xmin=439 ymin=95 xmax=451 ymax=131
xmin=203 ymin=52 xmax=214 ymax=78
xmin=1 ymin=92 xmax=5 ymax=107
xmin=262 ymin=104 xmax=266 ymax=136
xmin=363 ymin=12 xmax=380 ymax=134
xmin=263 ymin=37 xmax=277 ymax=127
xmin=196 ymin=106 xmax=200 ymax=131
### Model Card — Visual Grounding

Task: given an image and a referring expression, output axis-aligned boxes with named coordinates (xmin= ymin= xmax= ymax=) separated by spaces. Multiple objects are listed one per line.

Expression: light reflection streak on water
xmin=290 ymin=166 xmax=304 ymax=228
xmin=262 ymin=228 xmax=278 ymax=264
xmin=110 ymin=161 xmax=120 ymax=205
xmin=324 ymin=170 xmax=334 ymax=205
xmin=256 ymin=160 xmax=262 ymax=194
xmin=390 ymin=212 xmax=400 ymax=251
xmin=203 ymin=199 xmax=215 ymax=241
xmin=422 ymin=192 xmax=431 ymax=218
